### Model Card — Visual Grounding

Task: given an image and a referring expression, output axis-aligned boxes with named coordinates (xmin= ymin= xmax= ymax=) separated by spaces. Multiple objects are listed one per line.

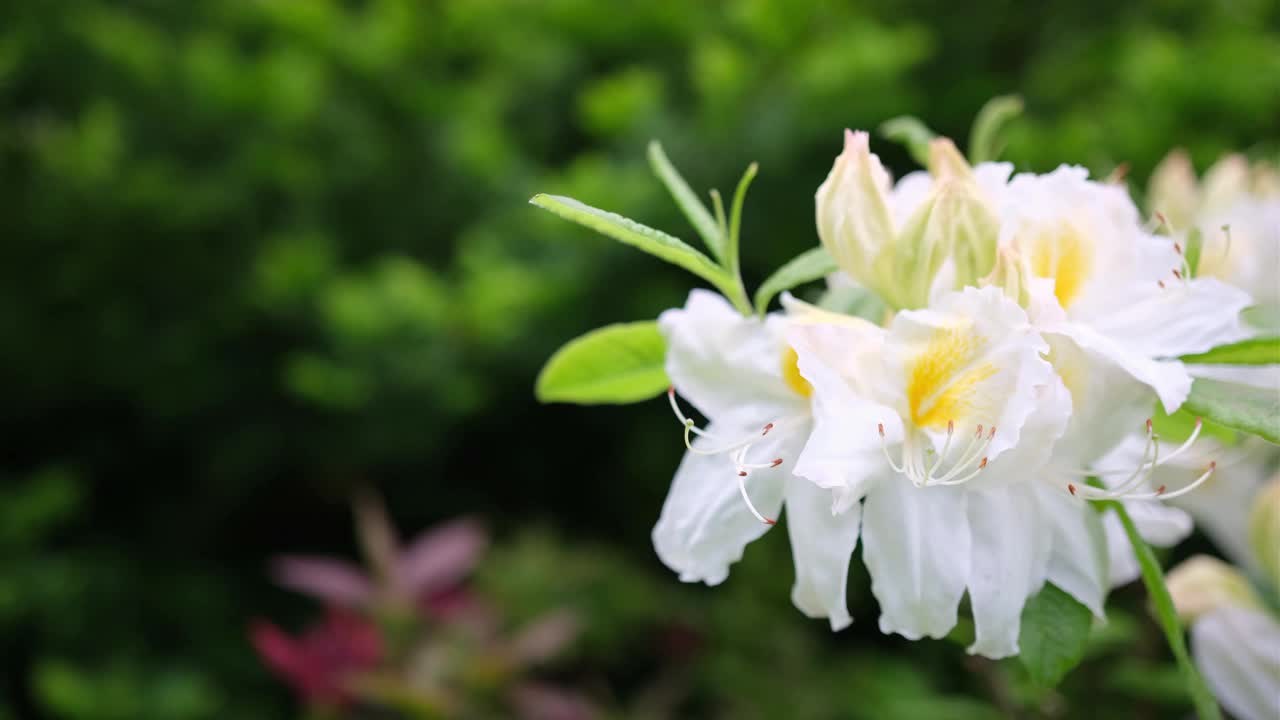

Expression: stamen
xmin=1063 ymin=419 xmax=1216 ymax=502
xmin=667 ymin=386 xmax=787 ymax=525
xmin=733 ymin=447 xmax=777 ymax=525
xmin=879 ymin=420 xmax=995 ymax=488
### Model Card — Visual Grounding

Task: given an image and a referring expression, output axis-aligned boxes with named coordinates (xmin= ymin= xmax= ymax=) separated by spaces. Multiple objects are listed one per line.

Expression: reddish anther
xmin=771 ymin=458 xmax=783 ymax=468
xmin=1068 ymin=484 xmax=1077 ymax=496
xmin=762 ymin=422 xmax=774 ymax=436
xmin=978 ymin=457 xmax=988 ymax=469
xmin=737 ymin=470 xmax=748 ymax=477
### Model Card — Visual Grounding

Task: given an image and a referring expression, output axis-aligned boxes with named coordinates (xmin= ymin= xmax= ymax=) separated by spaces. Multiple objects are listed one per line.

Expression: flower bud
xmin=927 ymin=137 xmax=973 ymax=182
xmin=980 ymin=247 xmax=1033 ymax=307
xmin=1148 ymin=149 xmax=1198 ymax=231
xmin=817 ymin=131 xmax=999 ymax=310
xmin=816 ymin=129 xmax=895 ymax=301
xmin=893 ymin=175 xmax=999 ymax=307
xmin=1166 ymin=555 xmax=1263 ymax=624
xmin=1201 ymin=153 xmax=1251 ymax=213
xmin=1248 ymin=475 xmax=1280 ymax=591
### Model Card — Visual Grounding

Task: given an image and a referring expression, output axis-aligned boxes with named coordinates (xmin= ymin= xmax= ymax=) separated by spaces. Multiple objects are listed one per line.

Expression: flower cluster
xmin=652 ymin=131 xmax=1258 ymax=659
xmin=532 ymin=123 xmax=1278 ymax=717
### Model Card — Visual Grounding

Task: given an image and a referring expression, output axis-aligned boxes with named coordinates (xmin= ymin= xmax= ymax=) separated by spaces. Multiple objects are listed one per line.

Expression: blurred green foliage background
xmin=1 ymin=0 xmax=1277 ymax=717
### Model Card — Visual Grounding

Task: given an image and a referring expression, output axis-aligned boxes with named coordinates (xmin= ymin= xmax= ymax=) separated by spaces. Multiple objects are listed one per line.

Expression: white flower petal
xmin=862 ymin=479 xmax=971 ymax=640
xmin=784 ymin=475 xmax=861 ymax=631
xmin=1032 ymin=483 xmax=1110 ymax=616
xmin=788 ymin=319 xmax=896 ymax=511
xmin=1090 ymin=275 xmax=1252 ymax=359
xmin=1048 ymin=321 xmax=1191 ymax=414
xmin=651 ymin=419 xmax=801 ymax=585
xmin=1193 ymin=607 xmax=1280 ymax=720
xmin=883 ymin=286 xmax=1052 ymax=460
xmin=1048 ymin=333 xmax=1159 ymax=468
xmin=1102 ymin=503 xmax=1190 ymax=588
xmin=659 ymin=289 xmax=796 ymax=420
xmin=1102 ymin=512 xmax=1141 ymax=588
xmin=966 ymin=485 xmax=1049 ymax=658
xmin=1188 ymin=363 xmax=1280 ymax=392
xmin=1124 ymin=499 xmax=1194 ymax=546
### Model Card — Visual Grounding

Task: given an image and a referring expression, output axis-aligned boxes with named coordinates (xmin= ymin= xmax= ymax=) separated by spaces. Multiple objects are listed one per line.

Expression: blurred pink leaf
xmin=396 ymin=517 xmax=487 ymax=596
xmin=510 ymin=610 xmax=579 ymax=665
xmin=271 ymin=556 xmax=373 ymax=607
xmin=510 ymin=683 xmax=597 ymax=720
xmin=250 ymin=609 xmax=381 ymax=707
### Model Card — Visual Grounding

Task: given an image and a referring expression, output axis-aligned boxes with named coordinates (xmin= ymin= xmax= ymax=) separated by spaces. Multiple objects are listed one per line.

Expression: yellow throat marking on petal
xmin=1026 ymin=223 xmax=1094 ymax=309
xmin=781 ymin=346 xmax=813 ymax=399
xmin=906 ymin=323 xmax=997 ymax=430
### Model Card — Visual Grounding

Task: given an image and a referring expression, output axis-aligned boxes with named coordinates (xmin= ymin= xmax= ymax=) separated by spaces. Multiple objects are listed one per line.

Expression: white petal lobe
xmin=785 ymin=475 xmax=861 ymax=631
xmin=862 ymin=479 xmax=971 ymax=639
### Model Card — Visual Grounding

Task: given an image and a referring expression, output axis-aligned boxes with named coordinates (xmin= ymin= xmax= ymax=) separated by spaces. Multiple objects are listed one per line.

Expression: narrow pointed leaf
xmin=1179 ymin=336 xmax=1280 ymax=365
xmin=879 ymin=116 xmax=935 ymax=167
xmin=726 ymin=162 xmax=758 ymax=278
xmin=1180 ymin=378 xmax=1280 ymax=444
xmin=535 ymin=321 xmax=668 ymax=405
xmin=530 ymin=194 xmax=729 ymax=288
xmin=1018 ymin=582 xmax=1093 ymax=687
xmin=968 ymin=95 xmax=1024 ymax=164
xmin=753 ymin=246 xmax=839 ymax=313
xmin=648 ymin=141 xmax=724 ymax=260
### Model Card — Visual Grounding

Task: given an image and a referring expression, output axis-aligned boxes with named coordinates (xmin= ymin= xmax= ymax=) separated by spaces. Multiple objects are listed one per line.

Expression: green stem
xmin=1099 ymin=499 xmax=1222 ymax=720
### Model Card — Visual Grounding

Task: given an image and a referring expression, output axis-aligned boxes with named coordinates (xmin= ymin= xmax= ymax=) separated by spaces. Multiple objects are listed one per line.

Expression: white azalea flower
xmin=651 ymin=289 xmax=859 ymax=630
xmin=1166 ymin=474 xmax=1280 ymax=720
xmin=995 ymin=165 xmax=1252 ymax=419
xmin=788 ymin=285 xmax=1105 ymax=658
xmin=1149 ymin=150 xmax=1280 ymax=309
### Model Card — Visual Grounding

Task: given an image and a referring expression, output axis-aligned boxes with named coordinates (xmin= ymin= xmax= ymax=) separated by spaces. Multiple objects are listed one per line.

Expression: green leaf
xmin=1243 ymin=303 xmax=1280 ymax=332
xmin=753 ymin=247 xmax=838 ymax=314
xmin=726 ymin=161 xmax=758 ymax=279
xmin=1183 ymin=226 xmax=1203 ymax=278
xmin=1017 ymin=582 xmax=1093 ymax=687
xmin=1151 ymin=406 xmax=1237 ymax=446
xmin=1179 ymin=336 xmax=1280 ymax=365
xmin=1180 ymin=377 xmax=1280 ymax=444
xmin=1098 ymin=501 xmax=1223 ymax=720
xmin=530 ymin=194 xmax=748 ymax=311
xmin=879 ymin=115 xmax=935 ymax=166
xmin=647 ymin=140 xmax=724 ymax=261
xmin=968 ymin=95 xmax=1024 ymax=164
xmin=535 ymin=321 xmax=668 ymax=405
